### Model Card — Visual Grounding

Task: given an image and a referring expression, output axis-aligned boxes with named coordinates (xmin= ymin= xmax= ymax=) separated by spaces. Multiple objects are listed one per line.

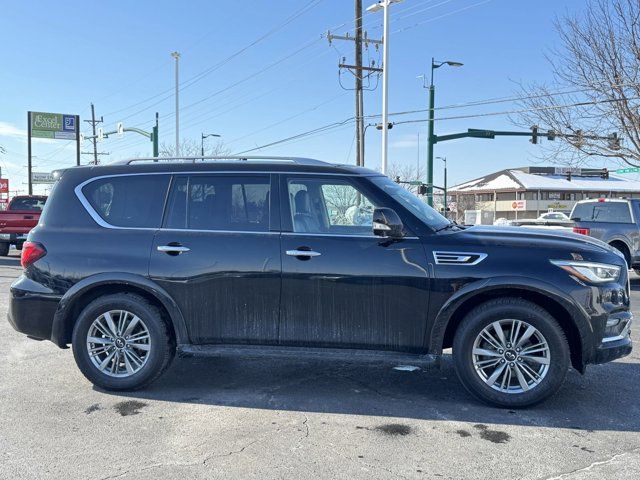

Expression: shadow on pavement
xmin=100 ymin=353 xmax=640 ymax=433
xmin=0 ymin=254 xmax=21 ymax=268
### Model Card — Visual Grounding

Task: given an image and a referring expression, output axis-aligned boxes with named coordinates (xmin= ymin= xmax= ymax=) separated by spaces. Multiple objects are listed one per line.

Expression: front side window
xmin=288 ymin=178 xmax=376 ymax=235
xmin=83 ymin=175 xmax=170 ymax=228
xmin=164 ymin=175 xmax=270 ymax=231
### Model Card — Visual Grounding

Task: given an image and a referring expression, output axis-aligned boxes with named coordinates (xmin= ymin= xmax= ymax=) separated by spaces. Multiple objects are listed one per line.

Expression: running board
xmin=177 ymin=344 xmax=440 ymax=367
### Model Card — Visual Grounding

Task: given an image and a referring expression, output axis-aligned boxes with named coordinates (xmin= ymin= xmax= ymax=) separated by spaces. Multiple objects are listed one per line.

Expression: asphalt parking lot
xmin=1 ymin=251 xmax=639 ymax=480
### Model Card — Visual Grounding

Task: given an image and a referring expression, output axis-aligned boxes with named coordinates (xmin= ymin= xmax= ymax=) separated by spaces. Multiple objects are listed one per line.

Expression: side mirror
xmin=373 ymin=207 xmax=404 ymax=238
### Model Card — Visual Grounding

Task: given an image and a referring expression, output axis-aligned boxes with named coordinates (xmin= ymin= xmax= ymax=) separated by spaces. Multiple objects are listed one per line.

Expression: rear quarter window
xmin=82 ymin=175 xmax=170 ymax=228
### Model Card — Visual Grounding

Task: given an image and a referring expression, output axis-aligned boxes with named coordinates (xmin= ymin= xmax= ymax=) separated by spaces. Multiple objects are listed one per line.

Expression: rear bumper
xmin=8 ymin=277 xmax=61 ymax=342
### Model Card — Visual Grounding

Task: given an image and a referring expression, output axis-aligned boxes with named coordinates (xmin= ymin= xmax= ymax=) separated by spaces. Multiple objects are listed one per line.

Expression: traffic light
xmin=530 ymin=125 xmax=539 ymax=144
xmin=608 ymin=133 xmax=620 ymax=150
xmin=546 ymin=129 xmax=556 ymax=141
xmin=417 ymin=184 xmax=427 ymax=195
xmin=601 ymin=168 xmax=609 ymax=179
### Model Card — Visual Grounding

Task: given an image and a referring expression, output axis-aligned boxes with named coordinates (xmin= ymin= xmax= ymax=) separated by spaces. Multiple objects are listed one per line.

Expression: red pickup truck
xmin=0 ymin=195 xmax=47 ymax=256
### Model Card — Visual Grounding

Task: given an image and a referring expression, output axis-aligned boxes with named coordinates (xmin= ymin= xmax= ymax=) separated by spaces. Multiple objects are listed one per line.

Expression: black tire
xmin=610 ymin=243 xmax=631 ymax=269
xmin=0 ymin=242 xmax=9 ymax=256
xmin=72 ymin=293 xmax=175 ymax=391
xmin=453 ymin=298 xmax=570 ymax=408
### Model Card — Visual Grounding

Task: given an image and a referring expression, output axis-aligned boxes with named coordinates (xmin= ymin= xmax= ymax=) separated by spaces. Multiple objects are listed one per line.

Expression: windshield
xmin=370 ymin=176 xmax=451 ymax=230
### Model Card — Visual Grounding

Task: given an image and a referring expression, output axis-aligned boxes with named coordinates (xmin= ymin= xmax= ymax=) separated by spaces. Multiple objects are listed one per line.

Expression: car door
xmin=149 ymin=173 xmax=281 ymax=345
xmin=278 ymin=174 xmax=430 ymax=353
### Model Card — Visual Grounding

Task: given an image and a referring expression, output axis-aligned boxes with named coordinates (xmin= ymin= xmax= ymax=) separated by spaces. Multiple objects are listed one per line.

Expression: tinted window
xmin=83 ymin=175 xmax=169 ymax=228
xmin=9 ymin=197 xmax=46 ymax=211
xmin=288 ymin=178 xmax=376 ymax=235
xmin=571 ymin=202 xmax=632 ymax=223
xmin=164 ymin=175 xmax=270 ymax=231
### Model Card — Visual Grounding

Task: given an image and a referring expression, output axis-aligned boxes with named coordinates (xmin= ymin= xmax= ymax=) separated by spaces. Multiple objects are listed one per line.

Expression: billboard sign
xmin=511 ymin=200 xmax=526 ymax=211
xmin=31 ymin=172 xmax=56 ymax=184
xmin=30 ymin=112 xmax=77 ymax=140
xmin=0 ymin=178 xmax=8 ymax=193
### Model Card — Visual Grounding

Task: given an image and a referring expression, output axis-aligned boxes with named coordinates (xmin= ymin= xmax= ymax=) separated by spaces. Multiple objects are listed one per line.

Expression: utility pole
xmin=83 ymin=103 xmax=105 ymax=165
xmin=327 ymin=1 xmax=383 ymax=167
xmin=355 ymin=0 xmax=364 ymax=167
xmin=171 ymin=51 xmax=181 ymax=157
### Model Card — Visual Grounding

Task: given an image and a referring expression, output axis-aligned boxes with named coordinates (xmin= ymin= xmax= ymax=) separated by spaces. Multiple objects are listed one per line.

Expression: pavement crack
xmin=542 ymin=446 xmax=640 ymax=480
xmin=202 ymin=438 xmax=260 ymax=464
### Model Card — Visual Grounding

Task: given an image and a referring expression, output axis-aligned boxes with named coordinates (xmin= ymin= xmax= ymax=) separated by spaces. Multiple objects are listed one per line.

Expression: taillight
xmin=573 ymin=227 xmax=590 ymax=236
xmin=21 ymin=241 xmax=46 ymax=268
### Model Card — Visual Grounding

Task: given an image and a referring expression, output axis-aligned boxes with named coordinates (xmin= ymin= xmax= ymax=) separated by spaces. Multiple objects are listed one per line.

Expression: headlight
xmin=550 ymin=260 xmax=621 ymax=284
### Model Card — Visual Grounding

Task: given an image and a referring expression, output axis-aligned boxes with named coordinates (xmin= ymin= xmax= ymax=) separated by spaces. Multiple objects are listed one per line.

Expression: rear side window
xmin=164 ymin=175 xmax=270 ymax=231
xmin=571 ymin=202 xmax=632 ymax=223
xmin=83 ymin=175 xmax=170 ymax=228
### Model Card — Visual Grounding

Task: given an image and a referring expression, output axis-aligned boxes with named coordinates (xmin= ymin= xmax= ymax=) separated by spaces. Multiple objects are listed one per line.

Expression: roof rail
xmin=112 ymin=156 xmax=329 ymax=166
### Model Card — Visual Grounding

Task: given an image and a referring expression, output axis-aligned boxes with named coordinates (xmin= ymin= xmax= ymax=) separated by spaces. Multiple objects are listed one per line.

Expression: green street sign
xmin=29 ymin=111 xmax=77 ymax=140
xmin=615 ymin=167 xmax=640 ymax=174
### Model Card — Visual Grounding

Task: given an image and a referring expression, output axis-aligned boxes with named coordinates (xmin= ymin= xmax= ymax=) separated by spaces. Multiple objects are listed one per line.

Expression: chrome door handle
xmin=286 ymin=249 xmax=321 ymax=257
xmin=157 ymin=245 xmax=190 ymax=254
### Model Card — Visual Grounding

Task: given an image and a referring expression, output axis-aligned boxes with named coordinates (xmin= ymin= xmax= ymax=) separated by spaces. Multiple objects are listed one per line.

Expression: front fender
xmin=51 ymin=272 xmax=188 ymax=347
xmin=427 ymin=275 xmax=593 ymax=359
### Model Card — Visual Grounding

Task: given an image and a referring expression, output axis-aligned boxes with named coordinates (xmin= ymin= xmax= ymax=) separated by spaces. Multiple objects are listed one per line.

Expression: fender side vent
xmin=433 ymin=251 xmax=487 ymax=266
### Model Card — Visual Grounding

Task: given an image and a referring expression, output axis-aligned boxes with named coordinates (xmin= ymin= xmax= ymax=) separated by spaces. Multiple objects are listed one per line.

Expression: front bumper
xmin=593 ymin=311 xmax=633 ymax=364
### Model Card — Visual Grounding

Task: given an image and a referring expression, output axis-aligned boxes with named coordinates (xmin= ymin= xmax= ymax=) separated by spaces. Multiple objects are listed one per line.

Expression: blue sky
xmin=0 ymin=0 xmax=592 ymax=195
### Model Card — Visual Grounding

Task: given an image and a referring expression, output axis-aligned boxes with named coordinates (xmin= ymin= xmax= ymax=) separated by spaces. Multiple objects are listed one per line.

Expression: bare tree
xmin=454 ymin=194 xmax=476 ymax=223
xmin=158 ymin=138 xmax=230 ymax=157
xmin=387 ymin=162 xmax=425 ymax=195
xmin=514 ymin=0 xmax=640 ymax=166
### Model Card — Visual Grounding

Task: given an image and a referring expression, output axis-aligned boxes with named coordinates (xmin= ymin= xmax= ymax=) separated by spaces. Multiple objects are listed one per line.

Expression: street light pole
xmin=380 ymin=0 xmax=390 ymax=175
xmin=425 ymin=58 xmax=463 ymax=206
xmin=367 ymin=0 xmax=402 ymax=175
xmin=437 ymin=156 xmax=447 ymax=217
xmin=171 ymin=51 xmax=181 ymax=157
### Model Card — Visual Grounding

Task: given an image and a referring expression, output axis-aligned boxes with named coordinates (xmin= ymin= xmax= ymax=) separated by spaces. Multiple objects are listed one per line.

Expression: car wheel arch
xmin=428 ymin=279 xmax=590 ymax=373
xmin=608 ymin=239 xmax=631 ymax=266
xmin=51 ymin=273 xmax=188 ymax=348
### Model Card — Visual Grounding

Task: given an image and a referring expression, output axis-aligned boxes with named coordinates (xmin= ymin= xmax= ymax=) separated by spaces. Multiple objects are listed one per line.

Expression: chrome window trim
xmin=75 ymin=171 xmax=380 ymax=231
xmin=433 ymin=251 xmax=488 ymax=266
xmin=282 ymin=232 xmax=420 ymax=240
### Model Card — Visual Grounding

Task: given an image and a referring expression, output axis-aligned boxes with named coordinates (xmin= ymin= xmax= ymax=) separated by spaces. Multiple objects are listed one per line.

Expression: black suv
xmin=8 ymin=157 xmax=633 ymax=407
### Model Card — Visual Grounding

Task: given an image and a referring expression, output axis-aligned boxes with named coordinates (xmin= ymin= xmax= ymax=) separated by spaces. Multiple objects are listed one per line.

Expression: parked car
xmin=570 ymin=198 xmax=640 ymax=272
xmin=8 ymin=157 xmax=632 ymax=408
xmin=0 ymin=195 xmax=47 ymax=256
xmin=493 ymin=217 xmax=511 ymax=226
xmin=537 ymin=211 xmax=571 ymax=222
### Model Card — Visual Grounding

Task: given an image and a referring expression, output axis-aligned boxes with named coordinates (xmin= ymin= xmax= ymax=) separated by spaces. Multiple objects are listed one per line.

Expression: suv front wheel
xmin=72 ymin=293 xmax=175 ymax=390
xmin=453 ymin=298 xmax=569 ymax=408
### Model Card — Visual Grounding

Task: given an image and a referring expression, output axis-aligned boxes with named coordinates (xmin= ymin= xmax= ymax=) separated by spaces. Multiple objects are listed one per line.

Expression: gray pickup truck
xmin=570 ymin=198 xmax=640 ymax=272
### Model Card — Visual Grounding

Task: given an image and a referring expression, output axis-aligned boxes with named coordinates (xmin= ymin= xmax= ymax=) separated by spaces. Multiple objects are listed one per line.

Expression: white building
xmin=449 ymin=166 xmax=640 ymax=224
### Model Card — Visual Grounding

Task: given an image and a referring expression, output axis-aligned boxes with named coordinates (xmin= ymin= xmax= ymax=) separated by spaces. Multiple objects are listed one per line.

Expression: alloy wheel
xmin=86 ymin=310 xmax=151 ymax=377
xmin=472 ymin=319 xmax=550 ymax=394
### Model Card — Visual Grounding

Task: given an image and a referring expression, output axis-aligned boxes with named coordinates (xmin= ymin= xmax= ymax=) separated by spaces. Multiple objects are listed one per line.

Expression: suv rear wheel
xmin=453 ymin=298 xmax=569 ymax=408
xmin=72 ymin=293 xmax=174 ymax=390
